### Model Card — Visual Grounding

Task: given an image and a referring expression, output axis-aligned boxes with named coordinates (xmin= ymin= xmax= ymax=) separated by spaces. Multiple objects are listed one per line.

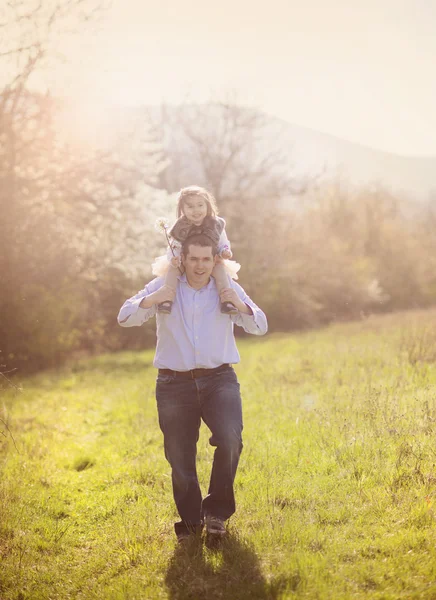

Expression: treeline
xmin=2 ymin=93 xmax=436 ymax=374
xmin=2 ymin=2 xmax=436 ymax=374
xmin=230 ymin=183 xmax=436 ymax=331
xmin=0 ymin=86 xmax=173 ymax=371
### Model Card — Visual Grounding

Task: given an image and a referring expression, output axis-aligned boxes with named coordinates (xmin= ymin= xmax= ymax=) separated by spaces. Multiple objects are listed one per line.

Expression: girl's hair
xmin=176 ymin=186 xmax=218 ymax=218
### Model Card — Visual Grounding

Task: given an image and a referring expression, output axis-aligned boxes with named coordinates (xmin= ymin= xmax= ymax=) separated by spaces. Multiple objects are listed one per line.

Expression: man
xmin=118 ymin=233 xmax=267 ymax=543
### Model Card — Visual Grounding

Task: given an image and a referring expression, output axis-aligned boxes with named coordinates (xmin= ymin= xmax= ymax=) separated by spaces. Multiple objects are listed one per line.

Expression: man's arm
xmin=117 ymin=278 xmax=175 ymax=327
xmin=220 ymin=282 xmax=268 ymax=335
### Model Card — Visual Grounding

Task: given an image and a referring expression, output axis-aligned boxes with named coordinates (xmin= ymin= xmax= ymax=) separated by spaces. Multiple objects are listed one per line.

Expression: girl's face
xmin=182 ymin=196 xmax=208 ymax=225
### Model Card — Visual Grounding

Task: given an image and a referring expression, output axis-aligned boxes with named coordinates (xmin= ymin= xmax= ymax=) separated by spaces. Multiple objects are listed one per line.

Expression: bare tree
xmin=152 ymin=99 xmax=314 ymax=209
xmin=1 ymin=1 xmax=109 ymax=90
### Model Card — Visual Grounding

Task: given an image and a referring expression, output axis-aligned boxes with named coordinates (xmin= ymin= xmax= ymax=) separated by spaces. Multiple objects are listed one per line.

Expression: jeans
xmin=155 ymin=366 xmax=243 ymax=537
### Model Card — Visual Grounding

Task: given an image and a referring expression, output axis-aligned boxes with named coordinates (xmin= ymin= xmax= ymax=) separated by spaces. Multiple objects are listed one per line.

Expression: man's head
xmin=181 ymin=234 xmax=218 ymax=289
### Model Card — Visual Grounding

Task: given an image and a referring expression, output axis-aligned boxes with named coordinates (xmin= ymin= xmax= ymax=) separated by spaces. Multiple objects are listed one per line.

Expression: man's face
xmin=182 ymin=244 xmax=216 ymax=288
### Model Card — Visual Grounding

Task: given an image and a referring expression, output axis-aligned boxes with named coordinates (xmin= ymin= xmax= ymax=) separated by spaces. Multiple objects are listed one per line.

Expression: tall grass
xmin=1 ymin=310 xmax=436 ymax=599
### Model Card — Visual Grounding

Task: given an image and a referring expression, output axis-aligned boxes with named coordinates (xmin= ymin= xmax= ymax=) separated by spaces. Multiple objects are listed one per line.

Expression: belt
xmin=158 ymin=364 xmax=231 ymax=380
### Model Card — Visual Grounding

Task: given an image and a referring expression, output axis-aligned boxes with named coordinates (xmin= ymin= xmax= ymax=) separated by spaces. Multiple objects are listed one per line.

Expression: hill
xmin=268 ymin=116 xmax=436 ymax=200
xmin=142 ymin=104 xmax=436 ymax=201
xmin=62 ymin=100 xmax=436 ymax=200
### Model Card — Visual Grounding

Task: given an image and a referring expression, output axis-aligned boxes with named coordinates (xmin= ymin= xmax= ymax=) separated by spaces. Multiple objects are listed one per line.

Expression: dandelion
xmin=154 ymin=217 xmax=176 ymax=258
xmin=154 ymin=217 xmax=169 ymax=233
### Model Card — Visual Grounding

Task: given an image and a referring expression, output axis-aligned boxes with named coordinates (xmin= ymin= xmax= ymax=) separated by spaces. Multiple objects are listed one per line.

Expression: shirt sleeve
xmin=229 ymin=281 xmax=268 ymax=335
xmin=117 ymin=278 xmax=163 ymax=327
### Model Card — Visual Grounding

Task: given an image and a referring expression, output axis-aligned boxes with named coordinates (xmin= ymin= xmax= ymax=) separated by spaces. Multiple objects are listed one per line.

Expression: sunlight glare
xmin=55 ymin=65 xmax=159 ymax=147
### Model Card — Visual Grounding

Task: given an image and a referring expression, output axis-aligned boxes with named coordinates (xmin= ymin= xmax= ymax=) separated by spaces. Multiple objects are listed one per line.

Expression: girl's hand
xmin=219 ymin=288 xmax=253 ymax=315
xmin=170 ymin=256 xmax=181 ymax=269
xmin=220 ymin=249 xmax=232 ymax=259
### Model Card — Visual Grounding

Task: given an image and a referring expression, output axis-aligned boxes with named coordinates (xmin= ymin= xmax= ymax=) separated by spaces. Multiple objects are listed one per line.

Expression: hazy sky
xmin=34 ymin=0 xmax=436 ymax=156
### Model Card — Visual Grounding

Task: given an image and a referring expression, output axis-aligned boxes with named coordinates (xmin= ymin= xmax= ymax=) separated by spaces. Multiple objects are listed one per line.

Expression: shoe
xmin=175 ymin=522 xmax=203 ymax=544
xmin=205 ymin=515 xmax=226 ymax=537
xmin=158 ymin=301 xmax=173 ymax=314
xmin=177 ymin=531 xmax=192 ymax=544
xmin=220 ymin=302 xmax=238 ymax=315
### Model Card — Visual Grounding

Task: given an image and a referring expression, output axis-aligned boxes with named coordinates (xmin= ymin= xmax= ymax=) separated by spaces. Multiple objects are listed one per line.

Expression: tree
xmin=152 ymin=99 xmax=312 ymax=204
xmin=0 ymin=1 xmax=173 ymax=371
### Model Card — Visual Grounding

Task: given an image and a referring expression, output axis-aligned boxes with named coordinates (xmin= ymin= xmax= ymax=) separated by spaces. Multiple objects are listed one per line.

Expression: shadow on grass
xmin=165 ymin=531 xmax=286 ymax=600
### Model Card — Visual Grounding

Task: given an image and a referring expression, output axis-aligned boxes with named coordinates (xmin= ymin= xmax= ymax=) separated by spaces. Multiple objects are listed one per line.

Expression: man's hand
xmin=219 ymin=288 xmax=253 ymax=315
xmin=140 ymin=285 xmax=175 ymax=309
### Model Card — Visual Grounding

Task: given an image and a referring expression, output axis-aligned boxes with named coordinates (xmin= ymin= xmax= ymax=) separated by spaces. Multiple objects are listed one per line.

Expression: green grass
xmin=1 ymin=310 xmax=436 ymax=599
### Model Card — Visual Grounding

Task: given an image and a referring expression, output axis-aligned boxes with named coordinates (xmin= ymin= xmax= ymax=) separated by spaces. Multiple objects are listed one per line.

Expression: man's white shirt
xmin=117 ymin=274 xmax=268 ymax=371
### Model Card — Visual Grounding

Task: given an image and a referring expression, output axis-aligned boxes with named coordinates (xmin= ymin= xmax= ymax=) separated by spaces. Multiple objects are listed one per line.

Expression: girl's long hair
xmin=176 ymin=186 xmax=219 ymax=218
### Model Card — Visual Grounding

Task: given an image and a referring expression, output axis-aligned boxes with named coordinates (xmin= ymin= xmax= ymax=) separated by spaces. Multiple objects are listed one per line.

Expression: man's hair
xmin=181 ymin=233 xmax=218 ymax=257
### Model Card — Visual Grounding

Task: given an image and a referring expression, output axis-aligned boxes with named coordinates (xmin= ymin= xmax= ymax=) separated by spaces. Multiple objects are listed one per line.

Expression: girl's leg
xmin=158 ymin=265 xmax=180 ymax=313
xmin=212 ymin=262 xmax=238 ymax=315
xmin=165 ymin=264 xmax=179 ymax=290
xmin=212 ymin=262 xmax=230 ymax=293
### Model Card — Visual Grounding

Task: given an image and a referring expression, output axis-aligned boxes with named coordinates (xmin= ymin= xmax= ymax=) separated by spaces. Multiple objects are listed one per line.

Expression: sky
xmin=21 ymin=0 xmax=436 ymax=156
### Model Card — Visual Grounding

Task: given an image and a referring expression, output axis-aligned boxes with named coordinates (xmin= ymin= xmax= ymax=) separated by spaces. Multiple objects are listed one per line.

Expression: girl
xmin=152 ymin=186 xmax=240 ymax=314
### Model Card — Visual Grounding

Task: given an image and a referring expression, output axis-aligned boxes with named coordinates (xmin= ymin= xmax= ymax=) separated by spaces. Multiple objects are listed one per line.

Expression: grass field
xmin=1 ymin=310 xmax=436 ymax=599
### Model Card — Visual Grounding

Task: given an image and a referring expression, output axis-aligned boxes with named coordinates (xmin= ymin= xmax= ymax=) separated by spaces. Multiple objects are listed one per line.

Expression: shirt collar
xmin=178 ymin=273 xmax=216 ymax=290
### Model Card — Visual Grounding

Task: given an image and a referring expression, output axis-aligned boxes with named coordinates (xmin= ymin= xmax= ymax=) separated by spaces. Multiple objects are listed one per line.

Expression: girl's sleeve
xmin=166 ymin=240 xmax=182 ymax=261
xmin=217 ymin=219 xmax=231 ymax=254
